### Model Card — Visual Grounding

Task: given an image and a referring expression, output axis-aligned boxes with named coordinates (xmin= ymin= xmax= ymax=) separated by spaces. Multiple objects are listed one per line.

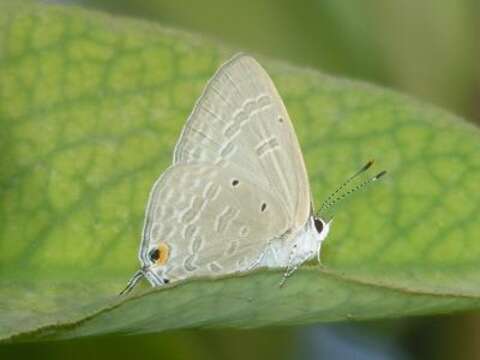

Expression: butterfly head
xmin=310 ymin=216 xmax=331 ymax=263
xmin=312 ymin=216 xmax=331 ymax=242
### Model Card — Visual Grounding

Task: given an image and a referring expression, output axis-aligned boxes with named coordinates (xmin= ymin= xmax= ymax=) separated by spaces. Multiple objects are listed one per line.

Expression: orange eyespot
xmin=149 ymin=243 xmax=170 ymax=265
xmin=157 ymin=243 xmax=170 ymax=265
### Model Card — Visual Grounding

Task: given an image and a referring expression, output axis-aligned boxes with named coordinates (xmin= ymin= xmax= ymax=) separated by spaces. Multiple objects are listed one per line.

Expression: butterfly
xmin=121 ymin=54 xmax=385 ymax=294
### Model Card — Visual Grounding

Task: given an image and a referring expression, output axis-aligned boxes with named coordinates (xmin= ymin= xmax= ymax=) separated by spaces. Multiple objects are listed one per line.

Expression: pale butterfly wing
xmin=140 ymin=163 xmax=290 ymax=282
xmin=173 ymin=54 xmax=311 ymax=229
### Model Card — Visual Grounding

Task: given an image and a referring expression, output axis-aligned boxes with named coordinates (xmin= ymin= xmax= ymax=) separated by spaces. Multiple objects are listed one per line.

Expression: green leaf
xmin=1 ymin=1 xmax=480 ymax=342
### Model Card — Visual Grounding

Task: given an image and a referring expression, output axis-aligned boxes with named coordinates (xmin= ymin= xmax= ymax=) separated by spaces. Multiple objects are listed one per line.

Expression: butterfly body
xmin=256 ymin=216 xmax=330 ymax=269
xmin=120 ymin=53 xmax=332 ymax=294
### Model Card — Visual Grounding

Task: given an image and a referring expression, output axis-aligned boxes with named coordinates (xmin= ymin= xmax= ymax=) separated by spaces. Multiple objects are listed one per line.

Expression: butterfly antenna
xmin=320 ymin=170 xmax=387 ymax=214
xmin=317 ymin=160 xmax=375 ymax=216
xmin=119 ymin=269 xmax=144 ymax=296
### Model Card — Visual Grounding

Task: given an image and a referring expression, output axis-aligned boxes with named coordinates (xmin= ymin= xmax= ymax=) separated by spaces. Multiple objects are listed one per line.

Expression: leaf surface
xmin=1 ymin=1 xmax=480 ymax=342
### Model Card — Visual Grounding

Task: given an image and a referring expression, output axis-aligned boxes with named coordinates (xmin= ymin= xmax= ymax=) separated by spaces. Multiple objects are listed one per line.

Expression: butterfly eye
xmin=314 ymin=218 xmax=324 ymax=233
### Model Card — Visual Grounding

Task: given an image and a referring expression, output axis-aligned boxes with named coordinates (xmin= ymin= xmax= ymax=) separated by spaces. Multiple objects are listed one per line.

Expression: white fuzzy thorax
xmin=259 ymin=216 xmax=331 ymax=268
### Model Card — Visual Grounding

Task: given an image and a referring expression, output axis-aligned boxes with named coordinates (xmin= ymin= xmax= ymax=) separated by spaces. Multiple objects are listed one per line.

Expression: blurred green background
xmin=83 ymin=0 xmax=480 ymax=126
xmin=2 ymin=0 xmax=479 ymax=359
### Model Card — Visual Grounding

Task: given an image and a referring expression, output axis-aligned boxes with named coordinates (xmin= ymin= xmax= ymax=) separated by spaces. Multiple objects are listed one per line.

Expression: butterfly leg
xmin=279 ymin=264 xmax=299 ymax=287
xmin=316 ymin=241 xmax=322 ymax=265
xmin=279 ymin=249 xmax=315 ymax=288
xmin=279 ymin=244 xmax=298 ymax=287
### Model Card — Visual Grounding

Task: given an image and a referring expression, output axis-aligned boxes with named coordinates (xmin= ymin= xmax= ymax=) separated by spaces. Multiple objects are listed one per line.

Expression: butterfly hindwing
xmin=140 ymin=163 xmax=290 ymax=282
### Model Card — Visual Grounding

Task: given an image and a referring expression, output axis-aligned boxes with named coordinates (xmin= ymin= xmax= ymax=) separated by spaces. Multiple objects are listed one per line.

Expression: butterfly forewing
xmin=173 ymin=54 xmax=311 ymax=229
xmin=140 ymin=163 xmax=290 ymax=282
